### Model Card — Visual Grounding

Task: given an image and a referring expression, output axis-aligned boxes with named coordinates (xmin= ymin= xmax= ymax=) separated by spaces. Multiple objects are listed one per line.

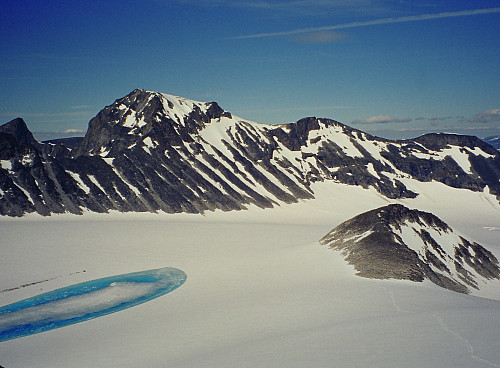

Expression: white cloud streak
xmin=231 ymin=7 xmax=500 ymax=39
xmin=0 ymin=111 xmax=91 ymax=118
xmin=183 ymin=0 xmax=369 ymax=10
xmin=352 ymin=115 xmax=411 ymax=124
xmin=292 ymin=31 xmax=348 ymax=43
xmin=468 ymin=108 xmax=500 ymax=123
xmin=62 ymin=128 xmax=85 ymax=134
xmin=33 ymin=128 xmax=85 ymax=136
xmin=69 ymin=105 xmax=93 ymax=110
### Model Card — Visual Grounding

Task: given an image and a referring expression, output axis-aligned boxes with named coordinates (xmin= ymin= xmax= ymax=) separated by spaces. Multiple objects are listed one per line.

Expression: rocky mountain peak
xmin=0 ymin=118 xmax=40 ymax=162
xmin=2 ymin=89 xmax=500 ymax=217
xmin=74 ymin=89 xmax=232 ymax=157
xmin=415 ymin=132 xmax=498 ymax=155
xmin=0 ymin=118 xmax=38 ymax=148
xmin=371 ymin=203 xmax=451 ymax=232
xmin=320 ymin=204 xmax=500 ymax=293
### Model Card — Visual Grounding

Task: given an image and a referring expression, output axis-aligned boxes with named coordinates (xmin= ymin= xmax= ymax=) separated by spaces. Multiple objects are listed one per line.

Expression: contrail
xmin=231 ymin=7 xmax=500 ymax=40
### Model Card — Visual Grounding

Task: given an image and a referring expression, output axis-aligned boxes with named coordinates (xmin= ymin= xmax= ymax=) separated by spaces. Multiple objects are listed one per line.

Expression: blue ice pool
xmin=0 ymin=267 xmax=186 ymax=342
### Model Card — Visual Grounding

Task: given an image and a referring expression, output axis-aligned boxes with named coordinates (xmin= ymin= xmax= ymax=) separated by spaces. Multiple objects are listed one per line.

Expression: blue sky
xmin=1 ymin=0 xmax=499 ymax=140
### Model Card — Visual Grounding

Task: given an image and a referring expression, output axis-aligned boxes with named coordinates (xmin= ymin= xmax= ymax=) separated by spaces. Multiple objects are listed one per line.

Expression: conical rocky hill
xmin=320 ymin=204 xmax=500 ymax=293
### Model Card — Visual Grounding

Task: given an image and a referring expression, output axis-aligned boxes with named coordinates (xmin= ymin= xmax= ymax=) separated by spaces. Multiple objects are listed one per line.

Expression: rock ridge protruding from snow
xmin=320 ymin=204 xmax=500 ymax=293
xmin=1 ymin=89 xmax=500 ymax=216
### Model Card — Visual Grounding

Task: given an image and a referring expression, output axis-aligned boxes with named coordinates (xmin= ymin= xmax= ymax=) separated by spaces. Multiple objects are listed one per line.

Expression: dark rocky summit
xmin=1 ymin=89 xmax=500 ymax=216
xmin=320 ymin=204 xmax=500 ymax=293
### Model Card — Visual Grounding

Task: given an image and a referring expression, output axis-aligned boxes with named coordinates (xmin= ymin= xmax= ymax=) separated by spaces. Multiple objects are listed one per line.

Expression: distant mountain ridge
xmin=1 ymin=89 xmax=500 ymax=216
xmin=320 ymin=204 xmax=500 ymax=293
xmin=484 ymin=135 xmax=500 ymax=150
xmin=43 ymin=137 xmax=84 ymax=150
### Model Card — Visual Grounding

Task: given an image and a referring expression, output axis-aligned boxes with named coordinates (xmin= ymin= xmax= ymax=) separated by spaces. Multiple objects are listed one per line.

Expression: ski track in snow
xmin=376 ymin=282 xmax=414 ymax=314
xmin=378 ymin=282 xmax=500 ymax=367
xmin=432 ymin=312 xmax=500 ymax=367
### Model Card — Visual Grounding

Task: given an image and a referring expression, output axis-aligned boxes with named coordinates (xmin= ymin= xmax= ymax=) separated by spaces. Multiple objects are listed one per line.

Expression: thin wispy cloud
xmin=428 ymin=116 xmax=455 ymax=121
xmin=353 ymin=110 xmax=500 ymax=128
xmin=414 ymin=115 xmax=463 ymax=122
xmin=0 ymin=110 xmax=94 ymax=127
xmin=0 ymin=111 xmax=91 ymax=118
xmin=182 ymin=0 xmax=369 ymax=10
xmin=62 ymin=128 xmax=85 ymax=134
xmin=231 ymin=7 xmax=500 ymax=39
xmin=33 ymin=128 xmax=85 ymax=134
xmin=292 ymin=31 xmax=348 ymax=44
xmin=468 ymin=108 xmax=500 ymax=123
xmin=237 ymin=104 xmax=356 ymax=114
xmin=69 ymin=105 xmax=93 ymax=110
xmin=33 ymin=128 xmax=86 ymax=140
xmin=352 ymin=115 xmax=411 ymax=125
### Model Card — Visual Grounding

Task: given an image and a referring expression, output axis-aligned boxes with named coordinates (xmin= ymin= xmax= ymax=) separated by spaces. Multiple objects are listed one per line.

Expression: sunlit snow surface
xmin=0 ymin=268 xmax=186 ymax=342
xmin=1 ymin=182 xmax=499 ymax=367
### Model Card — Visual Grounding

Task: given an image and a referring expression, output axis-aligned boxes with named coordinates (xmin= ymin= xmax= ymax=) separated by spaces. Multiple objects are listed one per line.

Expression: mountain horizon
xmin=2 ymin=89 xmax=500 ymax=367
xmin=1 ymin=88 xmax=500 ymax=217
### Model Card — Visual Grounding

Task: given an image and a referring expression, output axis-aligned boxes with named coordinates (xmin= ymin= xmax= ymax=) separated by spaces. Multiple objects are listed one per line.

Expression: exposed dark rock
xmin=0 ymin=118 xmax=39 ymax=148
xmin=43 ymin=137 xmax=84 ymax=150
xmin=320 ymin=204 xmax=500 ymax=294
xmin=1 ymin=90 xmax=500 ymax=216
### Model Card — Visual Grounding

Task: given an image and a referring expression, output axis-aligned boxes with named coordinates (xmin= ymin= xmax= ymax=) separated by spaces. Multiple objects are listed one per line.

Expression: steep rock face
xmin=320 ymin=204 xmax=500 ymax=293
xmin=1 ymin=89 xmax=500 ymax=216
xmin=0 ymin=118 xmax=39 ymax=149
xmin=0 ymin=118 xmax=156 ymax=216
xmin=74 ymin=89 xmax=231 ymax=157
xmin=72 ymin=89 xmax=308 ymax=212
xmin=0 ymin=119 xmax=86 ymax=216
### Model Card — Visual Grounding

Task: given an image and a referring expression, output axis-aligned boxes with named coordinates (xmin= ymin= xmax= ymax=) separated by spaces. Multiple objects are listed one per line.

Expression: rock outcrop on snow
xmin=1 ymin=89 xmax=500 ymax=216
xmin=320 ymin=204 xmax=500 ymax=293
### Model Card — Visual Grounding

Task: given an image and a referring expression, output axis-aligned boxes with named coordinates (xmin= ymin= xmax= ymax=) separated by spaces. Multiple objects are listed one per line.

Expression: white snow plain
xmin=1 ymin=181 xmax=500 ymax=368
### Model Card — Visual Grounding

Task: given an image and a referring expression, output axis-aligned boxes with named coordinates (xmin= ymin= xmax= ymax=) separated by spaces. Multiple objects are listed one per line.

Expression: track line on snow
xmin=376 ymin=282 xmax=414 ymax=314
xmin=432 ymin=312 xmax=500 ymax=367
xmin=381 ymin=283 xmax=500 ymax=366
xmin=0 ymin=270 xmax=86 ymax=294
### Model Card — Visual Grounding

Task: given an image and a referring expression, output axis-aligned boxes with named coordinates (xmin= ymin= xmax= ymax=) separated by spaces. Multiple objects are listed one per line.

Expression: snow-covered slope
xmin=320 ymin=204 xmax=500 ymax=293
xmin=1 ymin=159 xmax=500 ymax=367
xmin=1 ymin=208 xmax=499 ymax=367
xmin=1 ymin=89 xmax=500 ymax=216
xmin=2 ymin=90 xmax=500 ymax=367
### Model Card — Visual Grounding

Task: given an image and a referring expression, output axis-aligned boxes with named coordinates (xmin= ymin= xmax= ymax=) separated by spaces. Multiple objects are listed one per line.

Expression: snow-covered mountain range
xmin=2 ymin=90 xmax=500 ymax=367
xmin=1 ymin=88 xmax=499 ymax=217
xmin=320 ymin=204 xmax=500 ymax=293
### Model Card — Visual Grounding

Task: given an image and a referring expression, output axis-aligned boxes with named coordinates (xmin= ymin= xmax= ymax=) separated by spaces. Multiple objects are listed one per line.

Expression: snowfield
xmin=1 ymin=181 xmax=500 ymax=367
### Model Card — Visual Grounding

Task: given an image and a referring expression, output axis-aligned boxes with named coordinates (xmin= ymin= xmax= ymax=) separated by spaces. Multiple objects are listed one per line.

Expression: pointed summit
xmin=0 ymin=118 xmax=38 ymax=147
xmin=74 ymin=89 xmax=231 ymax=157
